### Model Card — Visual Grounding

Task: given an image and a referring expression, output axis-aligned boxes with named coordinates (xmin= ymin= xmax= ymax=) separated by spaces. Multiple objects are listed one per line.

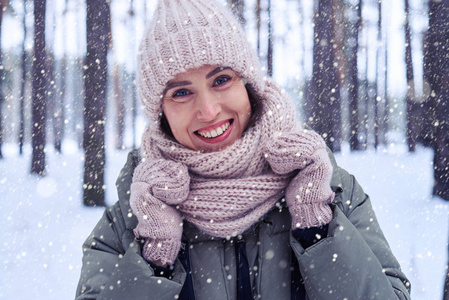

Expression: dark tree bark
xmin=383 ymin=18 xmax=390 ymax=142
xmin=31 ymin=0 xmax=47 ymax=175
xmin=83 ymin=0 xmax=111 ymax=206
xmin=19 ymin=0 xmax=28 ymax=155
xmin=347 ymin=0 xmax=362 ymax=151
xmin=0 ymin=0 xmax=7 ymax=159
xmin=374 ymin=0 xmax=382 ymax=149
xmin=307 ymin=0 xmax=341 ymax=152
xmin=404 ymin=0 xmax=417 ymax=152
xmin=267 ymin=0 xmax=273 ymax=77
xmin=425 ymin=0 xmax=449 ymax=204
xmin=256 ymin=0 xmax=261 ymax=55
xmin=128 ymin=0 xmax=137 ymax=149
xmin=227 ymin=0 xmax=245 ymax=27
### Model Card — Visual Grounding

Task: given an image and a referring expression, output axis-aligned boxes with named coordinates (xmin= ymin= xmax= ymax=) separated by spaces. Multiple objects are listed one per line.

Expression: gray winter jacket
xmin=75 ymin=149 xmax=411 ymax=299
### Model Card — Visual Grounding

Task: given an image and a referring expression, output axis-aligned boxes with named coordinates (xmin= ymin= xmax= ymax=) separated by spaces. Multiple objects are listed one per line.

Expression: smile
xmin=196 ymin=120 xmax=232 ymax=138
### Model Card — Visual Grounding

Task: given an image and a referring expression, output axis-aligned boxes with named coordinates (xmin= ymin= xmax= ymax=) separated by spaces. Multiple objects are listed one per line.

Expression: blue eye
xmin=172 ymin=89 xmax=191 ymax=97
xmin=213 ymin=76 xmax=231 ymax=86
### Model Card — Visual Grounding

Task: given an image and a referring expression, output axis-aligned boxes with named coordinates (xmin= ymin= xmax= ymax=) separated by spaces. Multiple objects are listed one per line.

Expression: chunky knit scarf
xmin=139 ymin=79 xmax=295 ymax=238
xmin=131 ymin=79 xmax=333 ymax=265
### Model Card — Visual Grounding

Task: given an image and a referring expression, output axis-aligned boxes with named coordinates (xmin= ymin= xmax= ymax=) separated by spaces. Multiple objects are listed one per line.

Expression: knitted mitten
xmin=130 ymin=159 xmax=190 ymax=266
xmin=264 ymin=129 xmax=334 ymax=229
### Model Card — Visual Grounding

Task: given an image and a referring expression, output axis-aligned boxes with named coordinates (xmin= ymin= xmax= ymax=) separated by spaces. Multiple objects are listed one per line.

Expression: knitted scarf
xmin=140 ymin=79 xmax=298 ymax=238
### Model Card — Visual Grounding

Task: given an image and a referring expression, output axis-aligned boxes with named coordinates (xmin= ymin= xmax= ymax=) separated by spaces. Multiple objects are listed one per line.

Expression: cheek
xmin=236 ymin=94 xmax=252 ymax=125
xmin=163 ymin=105 xmax=184 ymax=136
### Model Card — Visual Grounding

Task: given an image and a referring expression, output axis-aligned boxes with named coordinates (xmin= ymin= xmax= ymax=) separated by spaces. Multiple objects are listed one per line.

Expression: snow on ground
xmin=0 ymin=140 xmax=448 ymax=299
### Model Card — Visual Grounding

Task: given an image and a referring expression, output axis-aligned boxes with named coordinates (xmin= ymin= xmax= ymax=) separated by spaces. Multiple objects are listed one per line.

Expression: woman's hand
xmin=264 ymin=129 xmax=334 ymax=229
xmin=130 ymin=159 xmax=190 ymax=266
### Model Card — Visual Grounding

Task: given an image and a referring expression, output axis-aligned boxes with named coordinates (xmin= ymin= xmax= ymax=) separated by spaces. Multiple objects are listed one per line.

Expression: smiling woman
xmin=161 ymin=65 xmax=251 ymax=152
xmin=75 ymin=0 xmax=411 ymax=299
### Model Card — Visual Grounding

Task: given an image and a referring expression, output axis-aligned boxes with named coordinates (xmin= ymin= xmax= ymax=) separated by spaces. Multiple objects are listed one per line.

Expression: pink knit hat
xmin=137 ymin=0 xmax=265 ymax=123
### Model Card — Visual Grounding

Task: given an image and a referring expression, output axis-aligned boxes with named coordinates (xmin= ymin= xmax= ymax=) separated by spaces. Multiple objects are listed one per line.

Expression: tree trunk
xmin=46 ymin=50 xmax=57 ymax=152
xmin=298 ymin=0 xmax=305 ymax=78
xmin=348 ymin=0 xmax=362 ymax=151
xmin=383 ymin=18 xmax=390 ymax=143
xmin=0 ymin=0 xmax=7 ymax=159
xmin=426 ymin=0 xmax=449 ymax=203
xmin=404 ymin=0 xmax=417 ymax=152
xmin=267 ymin=0 xmax=273 ymax=77
xmin=83 ymin=0 xmax=110 ymax=206
xmin=31 ymin=0 xmax=47 ymax=175
xmin=19 ymin=0 xmax=28 ymax=155
xmin=113 ymin=64 xmax=125 ymax=150
xmin=256 ymin=0 xmax=261 ymax=55
xmin=374 ymin=0 xmax=382 ymax=149
xmin=128 ymin=0 xmax=137 ymax=149
xmin=52 ymin=0 xmax=69 ymax=154
xmin=227 ymin=0 xmax=245 ymax=27
xmin=308 ymin=0 xmax=341 ymax=152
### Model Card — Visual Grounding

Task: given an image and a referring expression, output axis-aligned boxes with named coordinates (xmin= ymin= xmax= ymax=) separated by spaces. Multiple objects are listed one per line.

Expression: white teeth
xmin=198 ymin=121 xmax=230 ymax=138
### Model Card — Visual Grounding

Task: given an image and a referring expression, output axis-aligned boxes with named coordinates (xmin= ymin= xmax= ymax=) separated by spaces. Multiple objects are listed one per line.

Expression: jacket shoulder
xmin=114 ymin=149 xmax=141 ymax=232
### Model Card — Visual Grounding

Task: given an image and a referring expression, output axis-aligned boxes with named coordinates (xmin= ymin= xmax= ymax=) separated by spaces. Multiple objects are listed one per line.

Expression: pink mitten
xmin=264 ymin=129 xmax=334 ymax=229
xmin=130 ymin=159 xmax=190 ymax=266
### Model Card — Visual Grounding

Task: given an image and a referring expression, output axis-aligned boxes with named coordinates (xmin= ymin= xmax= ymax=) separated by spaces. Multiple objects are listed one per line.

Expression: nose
xmin=195 ymin=91 xmax=221 ymax=121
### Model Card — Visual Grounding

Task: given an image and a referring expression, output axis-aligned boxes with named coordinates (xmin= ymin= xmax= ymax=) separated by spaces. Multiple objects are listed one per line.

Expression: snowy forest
xmin=0 ymin=0 xmax=449 ymax=299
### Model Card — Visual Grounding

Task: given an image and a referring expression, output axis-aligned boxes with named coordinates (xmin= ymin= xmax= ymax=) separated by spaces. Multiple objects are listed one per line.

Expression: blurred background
xmin=0 ymin=0 xmax=448 ymax=299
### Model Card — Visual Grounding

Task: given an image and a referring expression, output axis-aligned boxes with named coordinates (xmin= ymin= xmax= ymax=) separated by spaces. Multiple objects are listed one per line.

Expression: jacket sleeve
xmin=290 ymin=161 xmax=411 ymax=299
xmin=75 ymin=203 xmax=186 ymax=300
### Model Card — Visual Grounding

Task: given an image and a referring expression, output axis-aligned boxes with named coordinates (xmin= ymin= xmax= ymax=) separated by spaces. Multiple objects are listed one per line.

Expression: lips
xmin=195 ymin=119 xmax=234 ymax=143
xmin=196 ymin=121 xmax=231 ymax=138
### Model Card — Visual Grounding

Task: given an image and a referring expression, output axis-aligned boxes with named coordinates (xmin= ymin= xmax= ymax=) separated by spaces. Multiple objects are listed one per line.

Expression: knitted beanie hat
xmin=137 ymin=0 xmax=265 ymax=123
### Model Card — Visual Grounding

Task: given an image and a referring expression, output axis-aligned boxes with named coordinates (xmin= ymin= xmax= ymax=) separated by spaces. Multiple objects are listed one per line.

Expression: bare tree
xmin=0 ymin=0 xmax=8 ymax=159
xmin=374 ymin=0 xmax=383 ymax=149
xmin=347 ymin=0 xmax=362 ymax=151
xmin=256 ymin=0 xmax=261 ymax=55
xmin=425 ymin=0 xmax=449 ymax=203
xmin=83 ymin=0 xmax=111 ymax=206
xmin=404 ymin=0 xmax=417 ymax=152
xmin=267 ymin=0 xmax=273 ymax=77
xmin=128 ymin=0 xmax=137 ymax=149
xmin=19 ymin=0 xmax=28 ymax=155
xmin=227 ymin=0 xmax=245 ymax=26
xmin=49 ymin=0 xmax=67 ymax=154
xmin=113 ymin=64 xmax=125 ymax=150
xmin=31 ymin=0 xmax=47 ymax=175
xmin=55 ymin=0 xmax=70 ymax=153
xmin=307 ymin=0 xmax=341 ymax=152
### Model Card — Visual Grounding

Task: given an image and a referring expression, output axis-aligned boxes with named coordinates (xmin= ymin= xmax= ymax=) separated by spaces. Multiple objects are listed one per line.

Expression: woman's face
xmin=162 ymin=65 xmax=252 ymax=152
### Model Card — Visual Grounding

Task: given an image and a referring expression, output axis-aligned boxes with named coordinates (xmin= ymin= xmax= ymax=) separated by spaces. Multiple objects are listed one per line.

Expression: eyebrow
xmin=163 ymin=81 xmax=191 ymax=96
xmin=206 ymin=66 xmax=231 ymax=79
xmin=163 ymin=66 xmax=232 ymax=96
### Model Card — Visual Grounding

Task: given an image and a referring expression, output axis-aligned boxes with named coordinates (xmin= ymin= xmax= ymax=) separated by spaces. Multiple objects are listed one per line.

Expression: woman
xmin=76 ymin=0 xmax=411 ymax=299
